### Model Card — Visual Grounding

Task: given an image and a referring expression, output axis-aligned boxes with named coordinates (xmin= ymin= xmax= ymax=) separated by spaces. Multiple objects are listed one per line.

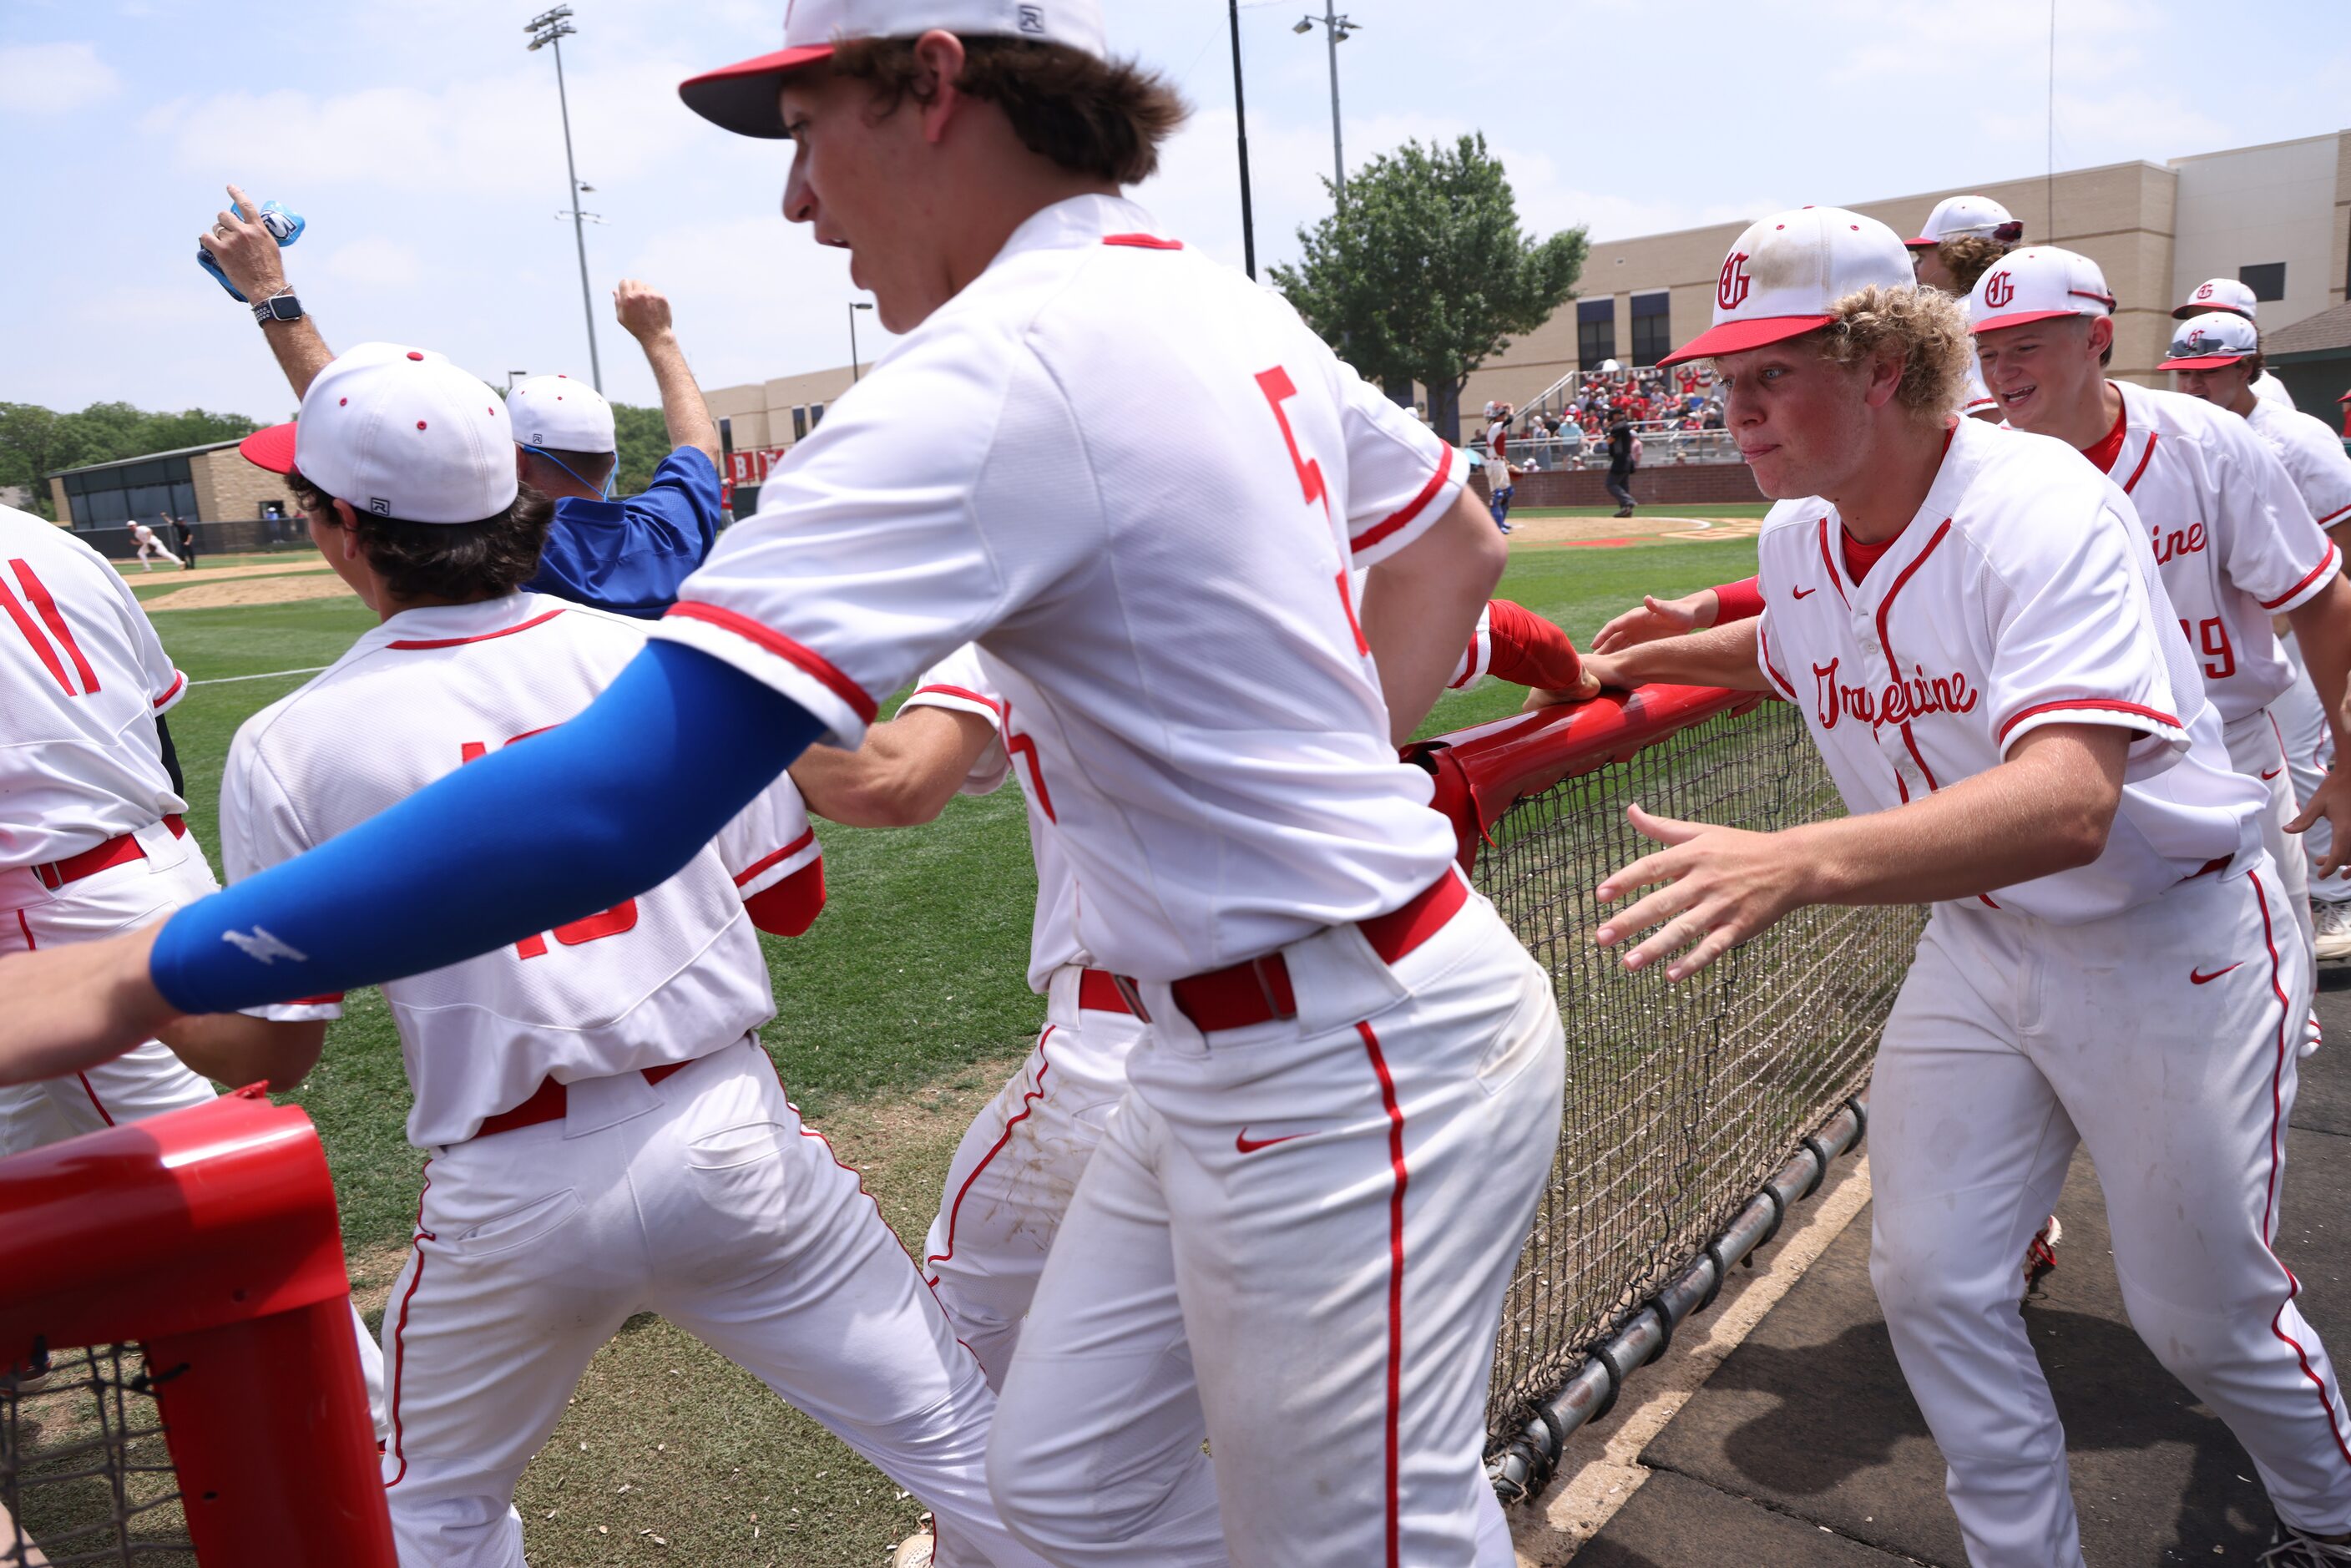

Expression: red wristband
xmin=1711 ymin=576 xmax=1765 ymax=625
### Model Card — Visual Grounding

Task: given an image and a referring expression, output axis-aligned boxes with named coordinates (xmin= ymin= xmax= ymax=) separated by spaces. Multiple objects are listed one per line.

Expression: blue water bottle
xmin=197 ymin=200 xmax=305 ymax=301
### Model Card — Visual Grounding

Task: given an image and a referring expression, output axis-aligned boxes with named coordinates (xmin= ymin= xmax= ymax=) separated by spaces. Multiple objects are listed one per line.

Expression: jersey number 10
xmin=459 ymin=736 xmax=639 ymax=958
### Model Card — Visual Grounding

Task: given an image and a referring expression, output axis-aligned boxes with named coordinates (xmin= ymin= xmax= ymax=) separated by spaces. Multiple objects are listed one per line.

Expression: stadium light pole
xmin=1227 ymin=0 xmax=1257 ymax=279
xmin=1293 ymin=6 xmax=1358 ymax=200
xmin=848 ymin=301 xmax=875 ymax=382
xmin=525 ymin=6 xmax=604 ymax=394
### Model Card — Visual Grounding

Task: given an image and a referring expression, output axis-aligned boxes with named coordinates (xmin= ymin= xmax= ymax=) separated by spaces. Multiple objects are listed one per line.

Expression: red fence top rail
xmin=1408 ymin=685 xmax=1769 ymax=870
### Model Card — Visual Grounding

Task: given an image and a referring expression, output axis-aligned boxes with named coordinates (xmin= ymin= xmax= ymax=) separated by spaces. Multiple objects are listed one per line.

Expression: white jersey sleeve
xmin=1334 ymin=362 xmax=1470 ymax=566
xmin=2247 ymin=397 xmax=2351 ymax=534
xmin=2208 ymin=415 xmax=2339 ymax=616
xmin=1445 ymin=602 xmax=1496 ymax=690
xmin=715 ymin=771 xmax=823 ymax=903
xmin=902 ymin=645 xmax=1013 ymax=797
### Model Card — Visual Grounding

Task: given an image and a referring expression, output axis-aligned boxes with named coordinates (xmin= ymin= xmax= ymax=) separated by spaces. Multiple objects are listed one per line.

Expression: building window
xmin=1629 ymin=291 xmax=1671 ymax=367
xmin=1577 ymin=298 xmax=1615 ymax=371
xmin=2238 ymin=262 xmax=2286 ymax=302
xmin=809 ymin=402 xmax=825 ymax=429
xmin=61 ymin=456 xmax=198 ymax=530
xmin=791 ymin=406 xmax=808 ymax=441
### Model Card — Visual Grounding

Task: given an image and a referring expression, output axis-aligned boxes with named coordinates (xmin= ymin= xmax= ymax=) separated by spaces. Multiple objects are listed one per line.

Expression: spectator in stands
xmin=197 ymin=181 xmax=723 ymax=619
xmin=1606 ymin=414 xmax=1637 ymax=517
xmin=169 ymin=513 xmax=197 ymax=570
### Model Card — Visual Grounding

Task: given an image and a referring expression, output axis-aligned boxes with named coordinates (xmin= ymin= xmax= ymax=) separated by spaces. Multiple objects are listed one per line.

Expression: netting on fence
xmin=1415 ymin=687 xmax=1921 ymax=1456
xmin=3 ymin=1348 xmax=190 ymax=1566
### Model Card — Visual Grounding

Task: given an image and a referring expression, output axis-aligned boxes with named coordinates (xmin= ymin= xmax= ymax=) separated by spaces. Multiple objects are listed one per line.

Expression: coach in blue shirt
xmin=200 ymin=185 xmax=723 ymax=616
xmin=506 ymin=280 xmax=722 ymax=618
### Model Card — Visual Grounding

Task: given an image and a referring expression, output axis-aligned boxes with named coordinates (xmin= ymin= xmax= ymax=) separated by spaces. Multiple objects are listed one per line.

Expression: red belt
xmin=1076 ymin=968 xmax=1134 ymax=1014
xmin=474 ymin=1060 xmax=693 ymax=1140
xmin=2184 ymin=854 xmax=2233 ymax=883
xmin=33 ymin=816 xmax=186 ymax=891
xmin=1131 ymin=869 xmax=1471 ymax=1034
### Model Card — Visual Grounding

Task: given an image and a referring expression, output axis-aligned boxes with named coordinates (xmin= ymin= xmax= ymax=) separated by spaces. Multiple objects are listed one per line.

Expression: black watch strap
xmin=253 ymin=291 xmax=303 ymax=326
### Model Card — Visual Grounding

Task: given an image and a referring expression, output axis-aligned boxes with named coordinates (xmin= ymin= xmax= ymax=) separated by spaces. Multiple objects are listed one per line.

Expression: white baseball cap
xmin=1967 ymin=246 xmax=2116 ymax=335
xmin=680 ymin=0 xmax=1108 ymax=138
xmin=1660 ymin=206 xmax=1914 ymax=366
xmin=2173 ymin=277 xmax=2258 ymax=321
xmin=507 ymin=374 xmax=616 ymax=453
xmin=2159 ymin=311 xmax=2259 ymax=371
xmin=1905 ymin=194 xmax=2022 ymax=250
xmin=239 ymin=343 xmax=518 ymax=524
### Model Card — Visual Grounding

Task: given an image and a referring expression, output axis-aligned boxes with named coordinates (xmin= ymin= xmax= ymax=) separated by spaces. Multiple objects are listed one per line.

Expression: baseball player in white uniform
xmin=126 ymin=519 xmax=181 ymax=571
xmin=2164 ymin=309 xmax=2351 ymax=964
xmin=791 ymin=607 xmax=1590 ymax=1400
xmin=1904 ymin=195 xmax=2020 ymax=422
xmin=1571 ymin=205 xmax=2351 ymax=1566
xmin=2177 ymin=276 xmax=2298 ymax=409
xmin=0 ymin=502 xmax=389 ymax=1423
xmin=1970 ymin=248 xmax=2351 ymax=1038
xmin=156 ymin=342 xmax=1049 ymax=1568
xmin=0 ymin=8 xmax=1567 ymax=1565
xmin=1483 ymin=402 xmax=1516 ymax=532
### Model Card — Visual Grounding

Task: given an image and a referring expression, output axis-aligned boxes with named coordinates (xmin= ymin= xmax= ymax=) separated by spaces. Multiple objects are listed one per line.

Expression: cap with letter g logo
xmin=1967 ymin=247 xmax=2116 ymax=335
xmin=680 ymin=0 xmax=1107 ymax=138
xmin=2158 ymin=311 xmax=2259 ymax=371
xmin=1660 ymin=206 xmax=1914 ymax=366
xmin=236 ymin=344 xmax=518 ymax=525
xmin=2173 ymin=276 xmax=2258 ymax=322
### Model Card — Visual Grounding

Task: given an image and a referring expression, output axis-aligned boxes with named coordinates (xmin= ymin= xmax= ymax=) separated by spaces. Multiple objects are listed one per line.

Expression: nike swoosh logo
xmin=1236 ymin=1130 xmax=1305 ymax=1155
xmin=1790 ymin=585 xmax=1818 ymax=599
xmin=2189 ymin=964 xmax=2242 ymax=985
xmin=2261 ymin=768 xmax=2282 ymax=780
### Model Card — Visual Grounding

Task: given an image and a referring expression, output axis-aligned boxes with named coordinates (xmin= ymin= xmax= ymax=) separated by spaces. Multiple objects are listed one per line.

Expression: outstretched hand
xmin=0 ymin=924 xmax=181 ymax=1088
xmin=1591 ymin=591 xmax=1715 ymax=655
xmin=2287 ymin=766 xmax=2351 ymax=880
xmin=1591 ymin=804 xmax=1811 ymax=981
xmin=198 ymin=183 xmax=287 ymax=303
xmin=614 ymin=279 xmax=674 ymax=342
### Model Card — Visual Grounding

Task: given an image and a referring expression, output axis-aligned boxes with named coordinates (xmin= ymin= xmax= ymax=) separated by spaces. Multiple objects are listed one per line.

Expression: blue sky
xmin=4 ymin=0 xmax=2347 ymax=421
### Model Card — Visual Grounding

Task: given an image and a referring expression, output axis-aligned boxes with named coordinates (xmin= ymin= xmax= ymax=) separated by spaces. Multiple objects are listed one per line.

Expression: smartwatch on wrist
xmin=252 ymin=290 xmax=303 ymax=326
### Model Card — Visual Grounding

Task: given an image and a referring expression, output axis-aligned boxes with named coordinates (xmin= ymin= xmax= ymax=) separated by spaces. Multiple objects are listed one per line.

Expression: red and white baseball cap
xmin=240 ymin=343 xmax=518 ymax=524
xmin=680 ymin=0 xmax=1109 ymax=139
xmin=2173 ymin=276 xmax=2258 ymax=321
xmin=1906 ymin=194 xmax=2021 ymax=250
xmin=1967 ymin=246 xmax=2116 ymax=334
xmin=1658 ymin=207 xmax=1914 ymax=367
xmin=2159 ymin=311 xmax=2259 ymax=371
xmin=507 ymin=374 xmax=616 ymax=453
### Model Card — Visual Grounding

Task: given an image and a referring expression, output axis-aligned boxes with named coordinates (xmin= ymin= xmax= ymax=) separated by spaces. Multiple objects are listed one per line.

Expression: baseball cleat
xmin=2024 ymin=1213 xmax=2062 ymax=1292
xmin=2314 ymin=901 xmax=2351 ymax=962
xmin=890 ymin=1524 xmax=935 ymax=1567
xmin=2260 ymin=1521 xmax=2351 ymax=1563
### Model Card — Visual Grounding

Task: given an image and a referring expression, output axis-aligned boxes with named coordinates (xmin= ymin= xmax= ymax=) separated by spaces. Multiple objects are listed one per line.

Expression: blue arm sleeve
xmin=150 ymin=640 xmax=822 ymax=1015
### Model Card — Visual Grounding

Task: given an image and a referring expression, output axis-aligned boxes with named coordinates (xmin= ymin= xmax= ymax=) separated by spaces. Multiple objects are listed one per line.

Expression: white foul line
xmin=188 ymin=666 xmax=330 ymax=687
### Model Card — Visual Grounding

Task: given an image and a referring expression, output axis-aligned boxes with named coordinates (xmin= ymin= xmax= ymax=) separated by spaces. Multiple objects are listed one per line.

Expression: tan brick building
xmin=48 ymin=438 xmax=293 ymax=532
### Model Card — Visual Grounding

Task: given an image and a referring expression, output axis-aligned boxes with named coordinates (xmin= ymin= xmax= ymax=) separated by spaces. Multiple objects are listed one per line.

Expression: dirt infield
xmin=1506 ymin=513 xmax=1762 ymax=547
xmin=138 ymin=572 xmax=351 ymax=612
xmin=118 ymin=558 xmax=331 ymax=586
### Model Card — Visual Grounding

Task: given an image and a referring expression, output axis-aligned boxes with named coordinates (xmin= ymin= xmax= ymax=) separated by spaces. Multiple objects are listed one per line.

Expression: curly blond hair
xmin=1813 ymin=285 xmax=1972 ymax=423
xmin=1936 ymin=234 xmax=2018 ymax=294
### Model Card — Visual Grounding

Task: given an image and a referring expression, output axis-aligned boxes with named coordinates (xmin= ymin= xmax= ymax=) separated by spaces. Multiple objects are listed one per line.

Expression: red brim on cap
xmin=1970 ymin=308 xmax=2092 ymax=335
xmin=239 ymin=423 xmax=299 ymax=475
xmin=1656 ymin=314 xmax=1835 ymax=367
xmin=679 ymin=45 xmax=836 ymax=139
xmin=1904 ymin=235 xmax=1939 ymax=249
xmin=2158 ymin=353 xmax=2250 ymax=371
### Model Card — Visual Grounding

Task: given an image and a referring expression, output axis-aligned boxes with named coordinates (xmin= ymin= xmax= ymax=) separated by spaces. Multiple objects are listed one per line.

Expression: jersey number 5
xmin=458 ymin=736 xmax=640 ymax=958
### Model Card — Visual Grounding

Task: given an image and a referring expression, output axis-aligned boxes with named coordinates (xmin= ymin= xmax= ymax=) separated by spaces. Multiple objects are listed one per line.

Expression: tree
xmin=609 ymin=402 xmax=673 ymax=498
xmin=0 ymin=401 xmax=262 ymax=520
xmin=1271 ymin=134 xmax=1586 ymax=443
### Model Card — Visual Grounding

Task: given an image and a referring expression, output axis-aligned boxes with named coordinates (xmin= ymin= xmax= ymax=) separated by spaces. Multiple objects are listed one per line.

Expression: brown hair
xmin=288 ymin=468 xmax=554 ymax=603
xmin=1935 ymin=233 xmax=2019 ymax=295
xmin=1814 ymin=285 xmax=1974 ymax=423
xmin=828 ymin=35 xmax=1188 ymax=185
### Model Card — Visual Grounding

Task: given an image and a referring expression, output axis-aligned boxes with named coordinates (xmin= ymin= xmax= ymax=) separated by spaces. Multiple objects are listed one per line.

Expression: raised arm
xmin=199 ymin=183 xmax=333 ymax=400
xmin=614 ymin=280 xmax=721 ymax=468
xmin=1359 ymin=488 xmax=1509 ymax=745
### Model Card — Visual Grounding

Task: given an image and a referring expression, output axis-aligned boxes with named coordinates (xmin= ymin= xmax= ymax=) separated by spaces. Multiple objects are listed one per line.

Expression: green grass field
xmin=138 ymin=519 xmax=1762 ymax=1565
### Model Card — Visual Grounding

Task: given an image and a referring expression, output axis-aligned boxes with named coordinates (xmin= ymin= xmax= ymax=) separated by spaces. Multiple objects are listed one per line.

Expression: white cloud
xmin=0 ymin=43 xmax=120 ymax=115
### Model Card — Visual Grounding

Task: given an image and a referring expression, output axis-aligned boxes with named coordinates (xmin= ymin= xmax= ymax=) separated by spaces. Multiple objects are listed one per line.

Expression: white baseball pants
xmin=987 ymin=893 xmax=1565 ymax=1568
xmin=377 ymin=1035 xmax=1047 ymax=1568
xmin=923 ymin=967 xmax=1145 ymax=1390
xmin=0 ymin=829 xmax=387 ymax=1432
xmin=2273 ymin=635 xmax=2344 ymax=907
xmin=1868 ymin=862 xmax=2351 ymax=1566
xmin=132 ymin=539 xmax=180 ymax=570
xmin=2225 ymin=709 xmax=2315 ymax=952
